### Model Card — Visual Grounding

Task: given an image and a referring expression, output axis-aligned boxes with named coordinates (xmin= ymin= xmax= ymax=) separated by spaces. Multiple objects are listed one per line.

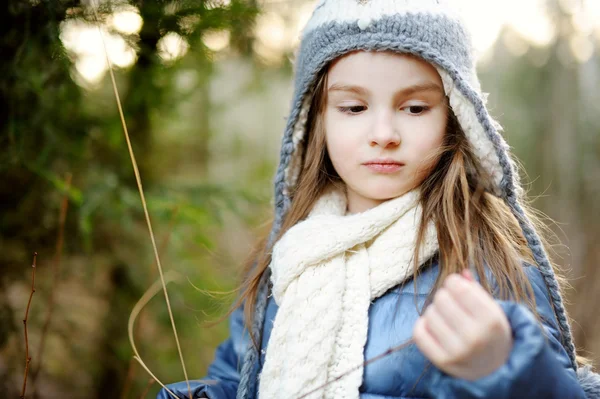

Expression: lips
xmin=363 ymin=159 xmax=405 ymax=173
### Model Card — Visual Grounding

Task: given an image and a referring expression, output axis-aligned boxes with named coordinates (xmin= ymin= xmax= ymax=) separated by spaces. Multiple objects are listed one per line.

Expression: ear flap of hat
xmin=435 ymin=67 xmax=523 ymax=197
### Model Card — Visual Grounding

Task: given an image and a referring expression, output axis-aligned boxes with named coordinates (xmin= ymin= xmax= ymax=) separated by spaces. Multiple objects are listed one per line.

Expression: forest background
xmin=2 ymin=0 xmax=600 ymax=397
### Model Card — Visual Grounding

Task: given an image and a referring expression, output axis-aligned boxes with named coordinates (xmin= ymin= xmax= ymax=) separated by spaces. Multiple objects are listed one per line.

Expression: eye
xmin=402 ymin=105 xmax=429 ymax=115
xmin=338 ymin=105 xmax=367 ymax=115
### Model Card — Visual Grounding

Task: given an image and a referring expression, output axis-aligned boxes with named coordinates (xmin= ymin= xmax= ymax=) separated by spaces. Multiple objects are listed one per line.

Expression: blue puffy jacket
xmin=158 ymin=261 xmax=585 ymax=398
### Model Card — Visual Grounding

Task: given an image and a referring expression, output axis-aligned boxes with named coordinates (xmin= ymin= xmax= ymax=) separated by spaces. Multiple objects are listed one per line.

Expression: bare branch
xmin=21 ymin=252 xmax=38 ymax=399
xmin=89 ymin=0 xmax=193 ymax=395
xmin=296 ymin=339 xmax=414 ymax=399
xmin=139 ymin=378 xmax=156 ymax=399
xmin=32 ymin=173 xmax=71 ymax=391
xmin=120 ymin=207 xmax=179 ymax=399
xmin=120 ymin=358 xmax=137 ymax=399
xmin=128 ymin=272 xmax=183 ymax=399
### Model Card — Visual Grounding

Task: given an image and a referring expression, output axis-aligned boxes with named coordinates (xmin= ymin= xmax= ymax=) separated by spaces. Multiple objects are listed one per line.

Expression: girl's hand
xmin=413 ymin=270 xmax=513 ymax=381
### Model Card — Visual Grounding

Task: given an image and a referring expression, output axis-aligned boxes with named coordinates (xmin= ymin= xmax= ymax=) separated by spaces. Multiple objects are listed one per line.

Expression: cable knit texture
xmin=258 ymin=187 xmax=438 ymax=399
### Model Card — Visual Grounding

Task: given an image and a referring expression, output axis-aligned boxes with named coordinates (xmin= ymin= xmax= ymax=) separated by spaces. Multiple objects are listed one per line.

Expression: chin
xmin=362 ymin=186 xmax=410 ymax=201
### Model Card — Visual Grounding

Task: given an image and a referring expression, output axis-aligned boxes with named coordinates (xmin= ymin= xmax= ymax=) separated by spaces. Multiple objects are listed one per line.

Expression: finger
xmin=461 ymin=269 xmax=474 ymax=281
xmin=443 ymin=274 xmax=496 ymax=318
xmin=446 ymin=278 xmax=509 ymax=341
xmin=413 ymin=316 xmax=449 ymax=367
xmin=432 ymin=287 xmax=476 ymax=334
xmin=422 ymin=303 xmax=465 ymax=356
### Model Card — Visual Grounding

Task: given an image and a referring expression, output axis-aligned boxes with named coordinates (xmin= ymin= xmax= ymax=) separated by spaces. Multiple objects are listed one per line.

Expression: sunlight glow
xmin=506 ymin=0 xmax=555 ymax=47
xmin=503 ymin=30 xmax=530 ymax=57
xmin=455 ymin=0 xmax=556 ymax=57
xmin=203 ymin=30 xmax=231 ymax=52
xmin=65 ymin=0 xmax=600 ymax=86
xmin=60 ymin=19 xmax=137 ymax=86
xmin=158 ymin=32 xmax=190 ymax=62
xmin=110 ymin=7 xmax=143 ymax=35
xmin=570 ymin=33 xmax=595 ymax=63
xmin=75 ymin=55 xmax=107 ymax=85
xmin=254 ymin=11 xmax=288 ymax=64
xmin=291 ymin=3 xmax=317 ymax=48
xmin=206 ymin=0 xmax=231 ymax=10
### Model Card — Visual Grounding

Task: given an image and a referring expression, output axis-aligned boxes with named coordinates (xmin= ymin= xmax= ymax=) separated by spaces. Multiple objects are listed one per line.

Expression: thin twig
xmin=120 ymin=358 xmax=137 ymax=399
xmin=148 ymin=206 xmax=179 ymax=281
xmin=120 ymin=206 xmax=179 ymax=399
xmin=296 ymin=339 xmax=414 ymax=399
xmin=128 ymin=272 xmax=182 ymax=399
xmin=32 ymin=173 xmax=71 ymax=391
xmin=89 ymin=2 xmax=193 ymax=398
xmin=21 ymin=253 xmax=38 ymax=399
xmin=139 ymin=378 xmax=156 ymax=399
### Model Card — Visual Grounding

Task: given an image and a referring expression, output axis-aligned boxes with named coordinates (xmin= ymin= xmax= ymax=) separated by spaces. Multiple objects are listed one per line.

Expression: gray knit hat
xmin=236 ymin=1 xmax=600 ymax=397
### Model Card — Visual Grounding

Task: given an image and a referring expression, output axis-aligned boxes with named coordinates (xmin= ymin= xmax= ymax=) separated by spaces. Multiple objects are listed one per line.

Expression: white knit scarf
xmin=258 ymin=187 xmax=439 ymax=399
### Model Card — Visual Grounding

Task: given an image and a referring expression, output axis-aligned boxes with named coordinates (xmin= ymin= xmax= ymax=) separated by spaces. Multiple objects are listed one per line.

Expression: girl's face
xmin=324 ymin=51 xmax=448 ymax=214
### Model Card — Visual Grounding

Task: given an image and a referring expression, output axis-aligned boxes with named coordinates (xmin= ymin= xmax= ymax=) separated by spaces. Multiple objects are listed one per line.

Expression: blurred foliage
xmin=1 ymin=0 xmax=267 ymax=397
xmin=479 ymin=0 xmax=600 ymax=364
xmin=1 ymin=0 xmax=600 ymax=398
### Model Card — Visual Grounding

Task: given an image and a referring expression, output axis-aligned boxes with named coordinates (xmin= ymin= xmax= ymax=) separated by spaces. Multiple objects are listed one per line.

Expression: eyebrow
xmin=327 ymin=82 xmax=444 ymax=97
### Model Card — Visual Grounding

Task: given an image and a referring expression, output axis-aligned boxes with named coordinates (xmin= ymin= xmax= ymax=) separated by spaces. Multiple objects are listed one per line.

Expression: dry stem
xmin=21 ymin=252 xmax=38 ymax=399
xmin=139 ymin=378 xmax=156 ymax=399
xmin=120 ymin=206 xmax=179 ymax=399
xmin=32 ymin=173 xmax=71 ymax=391
xmin=296 ymin=339 xmax=414 ymax=399
xmin=90 ymin=1 xmax=192 ymax=395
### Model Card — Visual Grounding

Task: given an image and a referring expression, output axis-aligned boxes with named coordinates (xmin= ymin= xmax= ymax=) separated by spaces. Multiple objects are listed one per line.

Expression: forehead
xmin=326 ymin=51 xmax=443 ymax=89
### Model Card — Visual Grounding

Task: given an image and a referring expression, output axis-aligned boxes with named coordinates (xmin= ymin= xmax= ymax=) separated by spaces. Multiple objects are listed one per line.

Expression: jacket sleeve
xmin=426 ymin=265 xmax=586 ymax=399
xmin=156 ymin=305 xmax=247 ymax=399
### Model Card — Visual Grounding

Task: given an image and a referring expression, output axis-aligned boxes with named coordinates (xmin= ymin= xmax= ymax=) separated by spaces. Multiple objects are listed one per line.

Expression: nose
xmin=368 ymin=110 xmax=400 ymax=148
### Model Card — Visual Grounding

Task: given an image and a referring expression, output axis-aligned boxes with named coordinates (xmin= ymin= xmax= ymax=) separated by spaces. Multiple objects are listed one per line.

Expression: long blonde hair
xmin=229 ymin=66 xmax=555 ymax=349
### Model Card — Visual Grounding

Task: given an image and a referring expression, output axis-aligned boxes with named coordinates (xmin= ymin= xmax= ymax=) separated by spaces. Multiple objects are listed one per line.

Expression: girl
xmin=159 ymin=0 xmax=600 ymax=398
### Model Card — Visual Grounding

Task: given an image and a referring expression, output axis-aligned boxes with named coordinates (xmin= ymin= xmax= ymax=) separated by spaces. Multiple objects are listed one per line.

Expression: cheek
xmin=326 ymin=131 xmax=352 ymax=171
xmin=416 ymin=131 xmax=444 ymax=155
xmin=325 ymin=115 xmax=360 ymax=166
xmin=405 ymin=123 xmax=446 ymax=177
xmin=407 ymin=118 xmax=446 ymax=158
